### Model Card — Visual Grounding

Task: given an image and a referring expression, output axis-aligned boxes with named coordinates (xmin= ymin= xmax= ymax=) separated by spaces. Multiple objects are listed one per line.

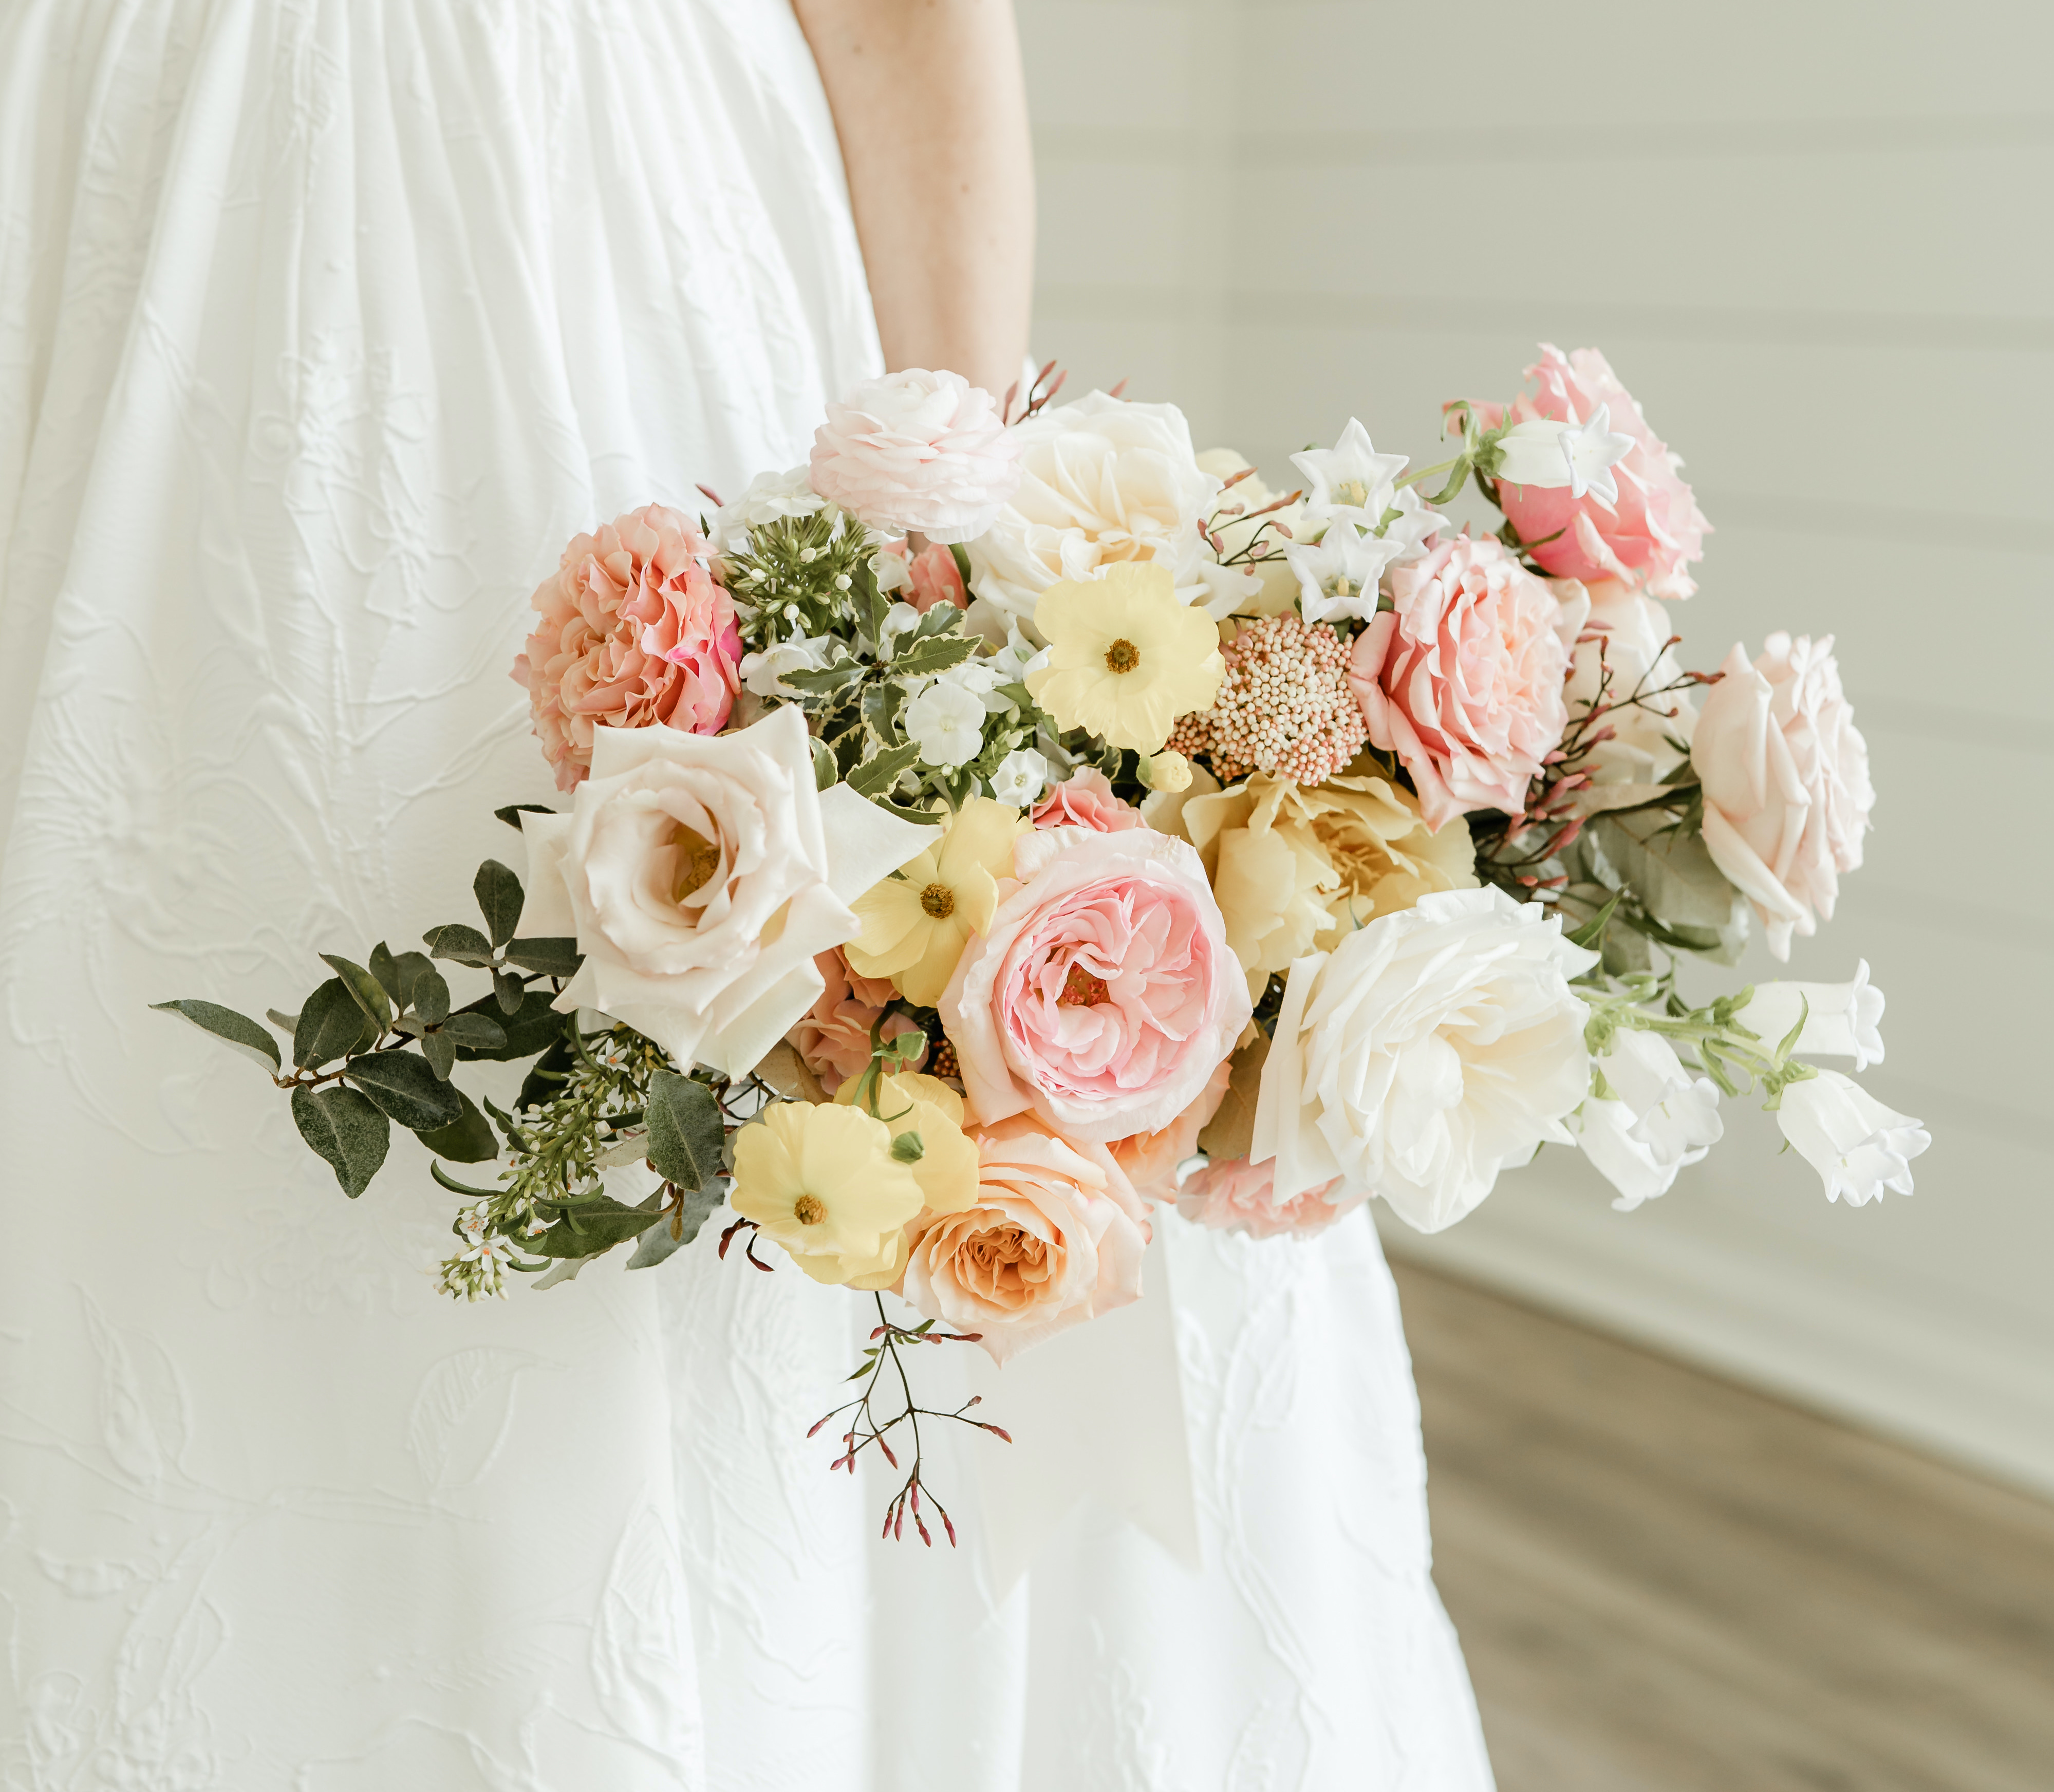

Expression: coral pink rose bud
xmin=1107 ymin=1052 xmax=1234 ymax=1204
xmin=904 ymin=542 xmax=969 ymax=614
xmin=787 ymin=948 xmax=927 ymax=1095
xmin=1346 ymin=533 xmax=1571 ymax=832
xmin=513 ymin=503 xmax=742 ymax=791
xmin=1031 ymin=767 xmax=1145 ymax=833
xmin=901 ymin=1115 xmax=1149 ymax=1365
xmin=808 ymin=368 xmax=1022 ymax=544
xmin=1690 ymin=633 xmax=1873 ymax=960
xmin=1175 ymin=1155 xmax=1360 ymax=1240
xmin=1479 ymin=345 xmax=1710 ymax=601
xmin=942 ymin=826 xmax=1251 ymax=1145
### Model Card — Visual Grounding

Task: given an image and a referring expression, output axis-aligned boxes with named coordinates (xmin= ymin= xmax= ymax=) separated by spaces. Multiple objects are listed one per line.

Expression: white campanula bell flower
xmin=1570 ymin=1029 xmax=1724 ymax=1211
xmin=1776 ymin=1070 xmax=1929 ymax=1205
xmin=1740 ymin=960 xmax=1887 ymax=1072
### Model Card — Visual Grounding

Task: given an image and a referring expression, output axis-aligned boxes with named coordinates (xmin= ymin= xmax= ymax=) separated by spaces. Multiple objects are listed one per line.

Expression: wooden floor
xmin=1390 ymin=1261 xmax=2054 ymax=1792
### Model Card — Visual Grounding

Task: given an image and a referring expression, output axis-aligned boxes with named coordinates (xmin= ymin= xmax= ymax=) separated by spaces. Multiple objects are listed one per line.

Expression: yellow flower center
xmin=1333 ymin=478 xmax=1370 ymax=508
xmin=671 ymin=825 xmax=722 ymax=904
xmin=793 ymin=1193 xmax=826 ymax=1226
xmin=920 ymin=882 xmax=956 ymax=919
xmin=1104 ymin=638 xmax=1141 ymax=674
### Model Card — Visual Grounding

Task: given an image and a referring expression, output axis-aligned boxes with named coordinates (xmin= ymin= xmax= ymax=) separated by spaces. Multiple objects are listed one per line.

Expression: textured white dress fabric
xmin=0 ymin=3 xmax=1495 ymax=1787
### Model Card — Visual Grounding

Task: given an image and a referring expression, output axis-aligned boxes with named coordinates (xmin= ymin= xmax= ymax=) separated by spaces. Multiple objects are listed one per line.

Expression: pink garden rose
xmin=1175 ymin=1155 xmax=1361 ymax=1240
xmin=809 ymin=369 xmax=1022 ymax=544
xmin=901 ymin=1114 xmax=1149 ymax=1366
xmin=1346 ymin=533 xmax=1572 ymax=832
xmin=1690 ymin=633 xmax=1873 ymax=960
xmin=1479 ymin=345 xmax=1710 ymax=601
xmin=942 ymin=826 xmax=1250 ymax=1145
xmin=514 ymin=503 xmax=741 ymax=791
xmin=1107 ymin=1052 xmax=1234 ymax=1204
xmin=1031 ymin=767 xmax=1144 ymax=833
xmin=787 ymin=948 xmax=927 ymax=1095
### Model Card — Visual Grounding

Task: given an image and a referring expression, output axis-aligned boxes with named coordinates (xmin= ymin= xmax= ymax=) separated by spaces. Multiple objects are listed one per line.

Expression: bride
xmin=0 ymin=2 xmax=1494 ymax=1785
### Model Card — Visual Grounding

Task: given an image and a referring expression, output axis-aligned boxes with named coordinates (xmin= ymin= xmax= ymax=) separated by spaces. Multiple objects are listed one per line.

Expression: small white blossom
xmin=877 ymin=601 xmax=923 ymax=657
xmin=1776 ymin=1070 xmax=1928 ymax=1206
xmin=1739 ymin=961 xmax=1887 ymax=1072
xmin=989 ymin=746 xmax=1051 ymax=806
xmin=712 ymin=465 xmax=824 ymax=552
xmin=1570 ymin=1029 xmax=1724 ymax=1211
xmin=903 ymin=680 xmax=987 ymax=769
xmin=990 ymin=623 xmax=1050 ymax=687
xmin=870 ymin=548 xmax=911 ymax=593
xmin=1291 ymin=418 xmax=1409 ymax=530
xmin=739 ymin=630 xmax=835 ymax=698
xmin=1494 ymin=405 xmax=1636 ymax=506
xmin=1283 ymin=516 xmax=1405 ymax=625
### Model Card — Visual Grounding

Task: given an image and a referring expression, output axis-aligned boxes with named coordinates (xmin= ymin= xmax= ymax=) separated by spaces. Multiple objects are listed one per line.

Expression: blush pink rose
xmin=1347 ymin=533 xmax=1572 ymax=832
xmin=809 ymin=369 xmax=1022 ymax=545
xmin=1108 ymin=1052 xmax=1233 ymax=1204
xmin=941 ymin=826 xmax=1250 ymax=1145
xmin=787 ymin=948 xmax=927 ymax=1095
xmin=901 ymin=1114 xmax=1149 ymax=1365
xmin=1478 ymin=345 xmax=1710 ymax=601
xmin=906 ymin=542 xmax=969 ymax=613
xmin=1032 ymin=767 xmax=1145 ymax=833
xmin=1690 ymin=632 xmax=1873 ymax=960
xmin=514 ymin=503 xmax=742 ymax=791
xmin=1175 ymin=1155 xmax=1361 ymax=1240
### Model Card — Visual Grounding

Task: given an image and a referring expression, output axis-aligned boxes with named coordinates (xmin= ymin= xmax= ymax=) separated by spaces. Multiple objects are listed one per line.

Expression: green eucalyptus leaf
xmin=438 ymin=1011 xmax=508 ymax=1051
xmin=266 ymin=1008 xmax=301 ymax=1034
xmin=431 ymin=1159 xmax=501 ymax=1198
xmin=291 ymin=1084 xmax=389 ymax=1198
xmin=367 ymin=942 xmax=405 ymax=1003
xmin=321 ymin=954 xmax=394 ymax=1030
xmin=496 ymin=802 xmax=555 ymax=831
xmin=419 ymin=1028 xmax=458 ymax=1082
xmin=502 ymin=938 xmax=582 ymax=979
xmin=526 ymin=1193 xmax=664 ymax=1259
xmin=493 ymin=968 xmax=527 ymax=1014
xmin=151 ymin=1000 xmax=282 ymax=1072
xmin=418 ymin=1089 xmax=499 ymax=1164
xmin=411 ymin=962 xmax=451 ymax=1027
xmin=460 ymin=992 xmax=571 ymax=1065
xmin=646 ymin=1070 xmax=726 ymax=1191
xmin=344 ymin=1050 xmax=466 ymax=1132
xmin=294 ymin=978 xmax=379 ymax=1070
xmin=628 ymin=1183 xmax=724 ymax=1268
xmin=514 ymin=1034 xmax=576 ymax=1108
xmin=423 ymin=922 xmax=496 ymax=967
xmin=474 ymin=859 xmax=525 ymax=948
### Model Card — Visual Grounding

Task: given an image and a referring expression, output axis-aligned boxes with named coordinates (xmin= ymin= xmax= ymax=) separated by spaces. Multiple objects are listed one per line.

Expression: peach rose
xmin=808 ymin=368 xmax=1021 ymax=545
xmin=1031 ymin=767 xmax=1144 ymax=833
xmin=1479 ymin=345 xmax=1710 ymax=602
xmin=786 ymin=948 xmax=926 ymax=1095
xmin=901 ymin=1114 xmax=1149 ymax=1365
xmin=1347 ymin=534 xmax=1572 ymax=831
xmin=1107 ymin=1051 xmax=1234 ymax=1204
xmin=1175 ymin=1155 xmax=1360 ymax=1240
xmin=514 ymin=503 xmax=741 ymax=791
xmin=1690 ymin=633 xmax=1873 ymax=960
xmin=942 ymin=826 xmax=1250 ymax=1145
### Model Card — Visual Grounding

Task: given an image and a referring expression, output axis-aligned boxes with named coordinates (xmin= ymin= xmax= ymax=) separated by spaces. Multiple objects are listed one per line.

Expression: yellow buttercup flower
xmin=844 ymin=797 xmax=1025 ymax=1006
xmin=729 ymin=1101 xmax=924 ymax=1287
xmin=1025 ymin=563 xmax=1225 ymax=753
xmin=834 ymin=1070 xmax=982 ymax=1290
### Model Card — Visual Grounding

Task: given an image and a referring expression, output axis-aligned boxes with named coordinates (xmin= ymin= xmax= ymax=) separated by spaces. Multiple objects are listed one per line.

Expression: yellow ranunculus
xmin=843 ymin=797 xmax=1026 ymax=1007
xmin=729 ymin=1101 xmax=924 ymax=1287
xmin=1025 ymin=563 xmax=1225 ymax=753
xmin=833 ymin=1070 xmax=982 ymax=1286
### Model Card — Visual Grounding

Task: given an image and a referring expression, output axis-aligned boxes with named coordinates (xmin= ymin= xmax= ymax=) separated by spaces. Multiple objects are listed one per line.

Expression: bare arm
xmin=793 ymin=0 xmax=1034 ymax=402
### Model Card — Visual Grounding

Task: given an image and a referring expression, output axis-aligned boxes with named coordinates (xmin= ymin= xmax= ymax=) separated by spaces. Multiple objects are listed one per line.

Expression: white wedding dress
xmin=0 ymin=3 xmax=1495 ymax=1786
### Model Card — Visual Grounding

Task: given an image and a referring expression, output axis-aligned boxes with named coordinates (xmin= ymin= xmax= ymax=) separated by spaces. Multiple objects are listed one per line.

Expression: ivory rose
xmin=1032 ymin=767 xmax=1145 ymax=833
xmin=941 ymin=826 xmax=1250 ymax=1145
xmin=787 ymin=949 xmax=926 ymax=1095
xmin=1252 ymin=888 xmax=1596 ymax=1233
xmin=514 ymin=503 xmax=742 ymax=790
xmin=808 ymin=369 xmax=1021 ymax=544
xmin=1107 ymin=1052 xmax=1234 ymax=1204
xmin=1175 ymin=1155 xmax=1361 ymax=1241
xmin=518 ymin=708 xmax=934 ymax=1076
xmin=1347 ymin=534 xmax=1573 ymax=831
xmin=1479 ymin=345 xmax=1711 ymax=601
xmin=901 ymin=1114 xmax=1149 ymax=1365
xmin=965 ymin=390 xmax=1228 ymax=639
xmin=1690 ymin=633 xmax=1873 ymax=960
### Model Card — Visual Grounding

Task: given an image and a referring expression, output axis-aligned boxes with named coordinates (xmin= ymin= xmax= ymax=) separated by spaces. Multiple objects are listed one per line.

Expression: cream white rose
xmin=1564 ymin=578 xmax=1698 ymax=785
xmin=1691 ymin=633 xmax=1873 ymax=960
xmin=519 ymin=708 xmax=933 ymax=1075
xmin=966 ymin=390 xmax=1223 ymax=640
xmin=1250 ymin=887 xmax=1596 ymax=1233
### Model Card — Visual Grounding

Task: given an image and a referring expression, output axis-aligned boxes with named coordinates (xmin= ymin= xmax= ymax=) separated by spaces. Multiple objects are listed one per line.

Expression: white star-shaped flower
xmin=1283 ymin=516 xmax=1407 ymax=625
xmin=1493 ymin=405 xmax=1637 ymax=508
xmin=1290 ymin=418 xmax=1409 ymax=529
xmin=902 ymin=680 xmax=987 ymax=769
xmin=988 ymin=745 xmax=1051 ymax=806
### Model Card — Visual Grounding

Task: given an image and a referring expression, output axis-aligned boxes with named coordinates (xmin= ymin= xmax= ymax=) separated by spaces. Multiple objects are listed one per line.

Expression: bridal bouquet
xmin=159 ymin=349 xmax=1927 ymax=1542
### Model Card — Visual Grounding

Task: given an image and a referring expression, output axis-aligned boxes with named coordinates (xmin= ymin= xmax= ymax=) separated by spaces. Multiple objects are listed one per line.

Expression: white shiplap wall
xmin=1018 ymin=0 xmax=2054 ymax=1495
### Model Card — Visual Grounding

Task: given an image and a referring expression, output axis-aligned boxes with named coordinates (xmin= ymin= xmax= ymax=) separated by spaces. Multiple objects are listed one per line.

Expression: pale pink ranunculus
xmin=1175 ymin=1155 xmax=1360 ymax=1241
xmin=1478 ymin=345 xmax=1710 ymax=602
xmin=1107 ymin=1052 xmax=1233 ymax=1204
xmin=1032 ymin=767 xmax=1144 ymax=833
xmin=514 ymin=504 xmax=742 ymax=791
xmin=1690 ymin=633 xmax=1873 ymax=960
xmin=942 ymin=826 xmax=1250 ymax=1145
xmin=809 ymin=369 xmax=1022 ymax=545
xmin=906 ymin=543 xmax=970 ymax=613
xmin=1346 ymin=533 xmax=1572 ymax=831
xmin=901 ymin=1114 xmax=1149 ymax=1366
xmin=787 ymin=948 xmax=927 ymax=1095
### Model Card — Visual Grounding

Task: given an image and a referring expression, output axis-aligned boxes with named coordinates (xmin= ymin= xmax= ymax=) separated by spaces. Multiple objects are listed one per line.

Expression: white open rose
xmin=1569 ymin=1028 xmax=1723 ymax=1211
xmin=1691 ymin=633 xmax=1873 ymax=959
xmin=1250 ymin=887 xmax=1596 ymax=1233
xmin=966 ymin=390 xmax=1224 ymax=640
xmin=519 ymin=708 xmax=933 ymax=1075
